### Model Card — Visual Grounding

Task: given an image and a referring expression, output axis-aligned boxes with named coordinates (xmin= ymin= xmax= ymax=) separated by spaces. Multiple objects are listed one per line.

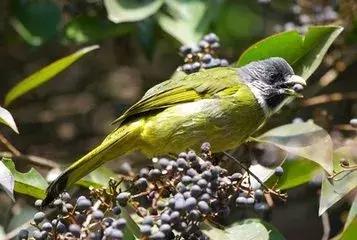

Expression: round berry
xmin=110 ymin=229 xmax=123 ymax=239
xmin=220 ymin=59 xmax=229 ymax=67
xmin=148 ymin=169 xmax=161 ymax=180
xmin=151 ymin=231 xmax=166 ymax=240
xmin=135 ymin=177 xmax=148 ymax=191
xmin=17 ymin=229 xmax=29 ymax=239
xmin=140 ymin=224 xmax=152 ymax=236
xmin=69 ymin=224 xmax=81 ymax=238
xmin=177 ymin=158 xmax=188 ymax=169
xmin=116 ymin=192 xmax=131 ymax=207
xmin=350 ymin=118 xmax=357 ymax=128
xmin=185 ymin=197 xmax=197 ymax=211
xmin=159 ymin=224 xmax=172 ymax=235
xmin=34 ymin=199 xmax=43 ymax=208
xmin=76 ymin=198 xmax=92 ymax=211
xmin=254 ymin=189 xmax=264 ymax=201
xmin=41 ymin=222 xmax=52 ymax=232
xmin=274 ymin=166 xmax=284 ymax=177
xmin=139 ymin=168 xmax=149 ymax=178
xmin=112 ymin=218 xmax=126 ymax=230
xmin=236 ymin=196 xmax=247 ymax=205
xmin=142 ymin=216 xmax=154 ymax=226
xmin=174 ymin=197 xmax=185 ymax=211
xmin=92 ymin=210 xmax=104 ymax=220
xmin=160 ymin=213 xmax=171 ymax=224
xmin=198 ymin=201 xmax=210 ymax=214
xmin=112 ymin=206 xmax=122 ymax=215
xmin=33 ymin=212 xmax=45 ymax=224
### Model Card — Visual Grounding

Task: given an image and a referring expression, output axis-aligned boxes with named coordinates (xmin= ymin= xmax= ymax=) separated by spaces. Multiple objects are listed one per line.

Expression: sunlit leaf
xmin=0 ymin=106 xmax=19 ymax=133
xmin=77 ymin=166 xmax=117 ymax=188
xmin=104 ymin=0 xmax=164 ymax=23
xmin=319 ymin=145 xmax=357 ymax=215
xmin=64 ymin=16 xmax=132 ymax=44
xmin=11 ymin=0 xmax=61 ymax=46
xmin=2 ymin=158 xmax=48 ymax=199
xmin=5 ymin=45 xmax=99 ymax=106
xmin=157 ymin=0 xmax=222 ymax=44
xmin=266 ymin=158 xmax=321 ymax=190
xmin=0 ymin=160 xmax=15 ymax=201
xmin=253 ymin=121 xmax=333 ymax=174
xmin=345 ymin=197 xmax=357 ymax=231
xmin=202 ymin=218 xmax=285 ymax=240
xmin=236 ymin=26 xmax=343 ymax=80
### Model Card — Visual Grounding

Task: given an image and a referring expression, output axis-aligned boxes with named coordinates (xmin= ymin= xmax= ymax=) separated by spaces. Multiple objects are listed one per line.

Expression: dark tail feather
xmin=42 ymin=170 xmax=71 ymax=207
xmin=41 ymin=125 xmax=138 ymax=207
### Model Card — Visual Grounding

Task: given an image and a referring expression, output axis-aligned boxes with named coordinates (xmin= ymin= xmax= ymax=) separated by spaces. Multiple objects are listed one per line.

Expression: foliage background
xmin=0 ymin=0 xmax=356 ymax=239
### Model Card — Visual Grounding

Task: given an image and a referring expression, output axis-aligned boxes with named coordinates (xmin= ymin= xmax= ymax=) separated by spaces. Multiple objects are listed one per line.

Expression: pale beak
xmin=285 ymin=75 xmax=306 ymax=98
xmin=286 ymin=75 xmax=306 ymax=86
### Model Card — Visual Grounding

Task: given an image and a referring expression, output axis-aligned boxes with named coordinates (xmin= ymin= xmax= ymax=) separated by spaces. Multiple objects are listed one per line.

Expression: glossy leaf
xmin=2 ymin=158 xmax=48 ymax=199
xmin=11 ymin=0 xmax=61 ymax=46
xmin=266 ymin=158 xmax=321 ymax=190
xmin=5 ymin=45 xmax=99 ymax=106
xmin=344 ymin=197 xmax=357 ymax=231
xmin=64 ymin=16 xmax=132 ymax=44
xmin=0 ymin=106 xmax=19 ymax=133
xmin=0 ymin=160 xmax=15 ymax=201
xmin=77 ymin=166 xmax=117 ymax=188
xmin=319 ymin=145 xmax=357 ymax=215
xmin=104 ymin=0 xmax=164 ymax=23
xmin=236 ymin=26 xmax=343 ymax=80
xmin=253 ymin=121 xmax=333 ymax=174
xmin=157 ymin=0 xmax=222 ymax=44
xmin=203 ymin=218 xmax=284 ymax=240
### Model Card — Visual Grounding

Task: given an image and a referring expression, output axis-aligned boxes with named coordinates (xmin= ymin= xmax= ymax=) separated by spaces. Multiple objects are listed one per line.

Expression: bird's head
xmin=238 ymin=57 xmax=306 ymax=115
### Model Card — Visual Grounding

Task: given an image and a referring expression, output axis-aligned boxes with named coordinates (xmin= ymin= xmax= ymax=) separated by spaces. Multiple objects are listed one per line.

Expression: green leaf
xmin=104 ymin=0 xmax=164 ymax=23
xmin=77 ymin=166 xmax=117 ymax=188
xmin=0 ymin=161 xmax=14 ymax=201
xmin=157 ymin=0 xmax=222 ymax=44
xmin=64 ymin=16 xmax=132 ymax=44
xmin=266 ymin=158 xmax=321 ymax=190
xmin=202 ymin=219 xmax=285 ymax=240
xmin=122 ymin=207 xmax=141 ymax=239
xmin=2 ymin=158 xmax=48 ymax=199
xmin=253 ymin=121 xmax=333 ymax=174
xmin=319 ymin=145 xmax=357 ymax=215
xmin=11 ymin=0 xmax=61 ymax=46
xmin=236 ymin=26 xmax=343 ymax=80
xmin=345 ymin=197 xmax=357 ymax=231
xmin=0 ymin=106 xmax=19 ymax=133
xmin=5 ymin=45 xmax=99 ymax=106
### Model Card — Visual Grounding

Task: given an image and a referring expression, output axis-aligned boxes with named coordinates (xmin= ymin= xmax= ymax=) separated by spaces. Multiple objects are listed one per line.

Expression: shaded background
xmin=0 ymin=0 xmax=356 ymax=239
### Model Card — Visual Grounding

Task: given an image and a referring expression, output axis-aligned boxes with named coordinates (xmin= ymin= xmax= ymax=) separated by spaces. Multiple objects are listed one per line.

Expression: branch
xmin=302 ymin=92 xmax=357 ymax=106
xmin=0 ymin=151 xmax=59 ymax=169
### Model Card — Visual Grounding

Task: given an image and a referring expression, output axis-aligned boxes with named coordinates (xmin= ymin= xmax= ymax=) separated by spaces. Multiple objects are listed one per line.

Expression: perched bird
xmin=43 ymin=57 xmax=306 ymax=205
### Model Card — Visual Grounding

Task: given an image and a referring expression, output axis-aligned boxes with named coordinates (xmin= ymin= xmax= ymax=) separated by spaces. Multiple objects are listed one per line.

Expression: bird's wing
xmin=112 ymin=68 xmax=240 ymax=126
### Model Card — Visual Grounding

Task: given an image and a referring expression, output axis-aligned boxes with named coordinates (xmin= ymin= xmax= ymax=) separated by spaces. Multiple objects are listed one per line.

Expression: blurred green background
xmin=0 ymin=0 xmax=356 ymax=239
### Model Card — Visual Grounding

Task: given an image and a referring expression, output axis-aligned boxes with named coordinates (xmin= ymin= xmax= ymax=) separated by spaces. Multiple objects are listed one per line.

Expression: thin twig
xmin=0 ymin=151 xmax=59 ymax=169
xmin=302 ymin=92 xmax=357 ymax=106
xmin=0 ymin=132 xmax=21 ymax=156
xmin=321 ymin=212 xmax=331 ymax=240
xmin=223 ymin=151 xmax=287 ymax=201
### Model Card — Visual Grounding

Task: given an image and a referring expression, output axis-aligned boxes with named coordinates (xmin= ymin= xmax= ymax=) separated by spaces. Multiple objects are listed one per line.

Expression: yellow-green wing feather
xmin=112 ymin=67 xmax=239 ymax=125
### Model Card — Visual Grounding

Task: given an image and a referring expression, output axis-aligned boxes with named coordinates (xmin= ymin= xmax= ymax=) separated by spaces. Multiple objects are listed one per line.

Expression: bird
xmin=42 ymin=57 xmax=306 ymax=206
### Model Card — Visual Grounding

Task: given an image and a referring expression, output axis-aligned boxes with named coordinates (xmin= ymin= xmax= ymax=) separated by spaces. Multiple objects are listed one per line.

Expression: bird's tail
xmin=42 ymin=123 xmax=141 ymax=206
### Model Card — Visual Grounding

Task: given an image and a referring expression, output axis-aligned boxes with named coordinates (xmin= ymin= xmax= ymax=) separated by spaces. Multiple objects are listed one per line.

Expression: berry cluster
xmin=18 ymin=188 xmax=127 ymax=240
xmin=275 ymin=1 xmax=338 ymax=32
xmin=178 ymin=33 xmax=229 ymax=74
xmin=18 ymin=143 xmax=285 ymax=240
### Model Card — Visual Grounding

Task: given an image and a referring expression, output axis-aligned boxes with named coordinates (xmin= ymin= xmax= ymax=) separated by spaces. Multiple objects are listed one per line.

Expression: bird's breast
xmin=139 ymin=96 xmax=265 ymax=156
